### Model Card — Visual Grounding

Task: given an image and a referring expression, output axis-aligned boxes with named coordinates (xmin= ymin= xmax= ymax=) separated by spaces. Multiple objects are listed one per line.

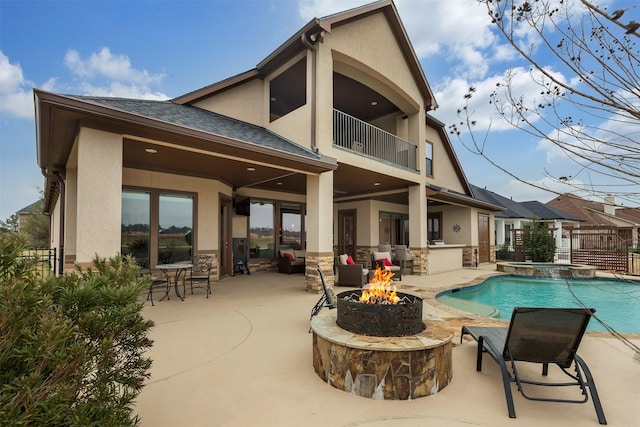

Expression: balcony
xmin=333 ymin=109 xmax=418 ymax=171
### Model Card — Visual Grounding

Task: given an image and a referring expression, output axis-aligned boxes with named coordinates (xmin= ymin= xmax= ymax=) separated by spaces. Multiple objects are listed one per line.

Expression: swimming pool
xmin=437 ymin=275 xmax=640 ymax=333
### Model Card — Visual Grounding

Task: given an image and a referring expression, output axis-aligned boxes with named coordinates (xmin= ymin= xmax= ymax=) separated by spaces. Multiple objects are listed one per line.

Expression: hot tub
xmin=496 ymin=262 xmax=596 ymax=278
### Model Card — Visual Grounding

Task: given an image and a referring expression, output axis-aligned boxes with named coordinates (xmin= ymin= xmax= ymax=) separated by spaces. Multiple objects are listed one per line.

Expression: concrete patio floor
xmin=134 ymin=265 xmax=640 ymax=426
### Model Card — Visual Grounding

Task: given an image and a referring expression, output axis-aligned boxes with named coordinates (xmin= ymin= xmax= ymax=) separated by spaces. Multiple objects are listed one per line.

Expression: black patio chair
xmin=309 ymin=266 xmax=336 ymax=332
xmin=461 ymin=307 xmax=606 ymax=425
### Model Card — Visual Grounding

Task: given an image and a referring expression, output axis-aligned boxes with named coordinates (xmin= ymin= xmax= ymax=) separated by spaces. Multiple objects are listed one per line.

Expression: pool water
xmin=437 ymin=275 xmax=640 ymax=333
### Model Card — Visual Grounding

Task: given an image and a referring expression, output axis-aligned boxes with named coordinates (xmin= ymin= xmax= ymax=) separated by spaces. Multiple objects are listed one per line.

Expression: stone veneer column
xmin=305 ymin=253 xmax=335 ymax=291
xmin=409 ymin=184 xmax=429 ymax=276
xmin=411 ymin=247 xmax=429 ymax=275
xmin=305 ymin=171 xmax=334 ymax=292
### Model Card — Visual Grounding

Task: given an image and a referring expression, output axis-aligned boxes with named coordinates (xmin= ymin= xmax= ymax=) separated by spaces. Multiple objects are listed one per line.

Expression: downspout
xmin=42 ymin=168 xmax=65 ymax=275
xmin=301 ymin=32 xmax=318 ymax=152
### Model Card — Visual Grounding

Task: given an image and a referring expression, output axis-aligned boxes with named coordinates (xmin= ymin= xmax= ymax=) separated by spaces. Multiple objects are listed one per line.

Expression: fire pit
xmin=310 ymin=267 xmax=453 ymax=400
xmin=336 ymin=289 xmax=425 ymax=336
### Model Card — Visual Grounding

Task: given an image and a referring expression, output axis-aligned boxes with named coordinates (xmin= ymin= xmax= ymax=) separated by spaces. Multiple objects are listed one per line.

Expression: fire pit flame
xmin=359 ymin=266 xmax=399 ymax=304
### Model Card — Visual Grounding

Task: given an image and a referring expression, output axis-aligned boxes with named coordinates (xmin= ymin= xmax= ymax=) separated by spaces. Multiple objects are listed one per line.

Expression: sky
xmin=1 ymin=0 xmax=637 ymax=220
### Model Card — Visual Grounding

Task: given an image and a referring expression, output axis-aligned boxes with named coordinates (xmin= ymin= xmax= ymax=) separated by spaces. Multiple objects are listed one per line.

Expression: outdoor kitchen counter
xmin=427 ymin=244 xmax=465 ymax=275
xmin=311 ymin=310 xmax=453 ymax=400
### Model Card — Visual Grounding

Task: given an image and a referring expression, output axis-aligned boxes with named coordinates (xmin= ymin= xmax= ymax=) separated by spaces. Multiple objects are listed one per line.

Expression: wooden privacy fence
xmin=570 ymin=227 xmax=632 ymax=273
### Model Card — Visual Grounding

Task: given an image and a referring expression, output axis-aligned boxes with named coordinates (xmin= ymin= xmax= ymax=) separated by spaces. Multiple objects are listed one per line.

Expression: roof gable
xmin=173 ymin=0 xmax=436 ymax=108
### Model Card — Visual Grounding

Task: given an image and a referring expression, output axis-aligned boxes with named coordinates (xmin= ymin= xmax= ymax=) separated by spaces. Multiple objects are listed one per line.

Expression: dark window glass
xmin=270 ymin=59 xmax=306 ymax=122
xmin=121 ymin=191 xmax=150 ymax=267
xmin=250 ymin=200 xmax=275 ymax=258
xmin=159 ymin=193 xmax=193 ymax=263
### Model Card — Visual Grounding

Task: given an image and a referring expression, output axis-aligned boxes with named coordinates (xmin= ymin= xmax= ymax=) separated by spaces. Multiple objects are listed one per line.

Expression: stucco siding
xmin=193 ymin=79 xmax=265 ymax=126
xmin=425 ymin=125 xmax=466 ymax=193
xmin=75 ymin=128 xmax=122 ymax=263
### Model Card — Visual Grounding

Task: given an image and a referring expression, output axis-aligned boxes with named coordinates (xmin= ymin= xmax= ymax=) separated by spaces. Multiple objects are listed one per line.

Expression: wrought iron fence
xmin=333 ymin=109 xmax=418 ymax=170
xmin=19 ymin=248 xmax=57 ymax=277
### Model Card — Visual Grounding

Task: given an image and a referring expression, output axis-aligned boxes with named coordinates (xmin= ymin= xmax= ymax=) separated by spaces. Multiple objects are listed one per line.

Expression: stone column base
xmin=305 ymin=252 xmax=335 ymax=292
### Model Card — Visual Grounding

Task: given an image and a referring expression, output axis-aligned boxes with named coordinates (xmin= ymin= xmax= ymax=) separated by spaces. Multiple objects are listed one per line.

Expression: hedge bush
xmin=0 ymin=233 xmax=154 ymax=426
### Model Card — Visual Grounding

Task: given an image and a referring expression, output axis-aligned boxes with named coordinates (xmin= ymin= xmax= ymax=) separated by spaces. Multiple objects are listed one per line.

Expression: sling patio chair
xmin=309 ymin=266 xmax=336 ymax=332
xmin=461 ymin=307 xmax=607 ymax=425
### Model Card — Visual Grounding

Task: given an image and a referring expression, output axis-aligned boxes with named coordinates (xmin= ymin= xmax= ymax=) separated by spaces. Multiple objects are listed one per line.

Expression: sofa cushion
xmin=294 ymin=249 xmax=306 ymax=259
xmin=373 ymin=251 xmax=392 ymax=261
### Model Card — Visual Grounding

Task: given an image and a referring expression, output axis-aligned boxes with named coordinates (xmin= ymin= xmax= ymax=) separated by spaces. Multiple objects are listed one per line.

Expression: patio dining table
xmin=154 ymin=262 xmax=193 ymax=301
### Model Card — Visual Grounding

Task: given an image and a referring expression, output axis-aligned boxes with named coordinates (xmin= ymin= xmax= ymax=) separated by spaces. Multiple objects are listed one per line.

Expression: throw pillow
xmin=380 ymin=257 xmax=393 ymax=267
xmin=346 ymin=255 xmax=355 ymax=265
xmin=339 ymin=254 xmax=348 ymax=265
xmin=284 ymin=253 xmax=295 ymax=262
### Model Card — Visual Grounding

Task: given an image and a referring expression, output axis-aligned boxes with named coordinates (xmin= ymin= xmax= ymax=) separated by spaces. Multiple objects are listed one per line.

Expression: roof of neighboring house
xmin=17 ymin=199 xmax=43 ymax=215
xmin=546 ymin=193 xmax=640 ymax=226
xmin=66 ymin=95 xmax=322 ymax=160
xmin=470 ymin=185 xmax=581 ymax=221
xmin=547 ymin=193 xmax=615 ymax=226
xmin=173 ymin=0 xmax=437 ymax=109
xmin=615 ymin=208 xmax=640 ymax=224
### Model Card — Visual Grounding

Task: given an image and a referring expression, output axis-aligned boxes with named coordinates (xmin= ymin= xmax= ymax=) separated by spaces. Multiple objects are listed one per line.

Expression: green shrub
xmin=0 ymin=233 xmax=154 ymax=426
xmin=522 ymin=218 xmax=556 ymax=262
xmin=497 ymin=242 xmax=511 ymax=260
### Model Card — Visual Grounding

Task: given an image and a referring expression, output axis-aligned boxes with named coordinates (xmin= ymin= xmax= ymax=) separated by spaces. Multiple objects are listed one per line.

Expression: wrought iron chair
xmin=461 ymin=307 xmax=606 ymax=425
xmin=309 ymin=266 xmax=336 ymax=332
xmin=140 ymin=266 xmax=170 ymax=306
xmin=187 ymin=255 xmax=213 ymax=298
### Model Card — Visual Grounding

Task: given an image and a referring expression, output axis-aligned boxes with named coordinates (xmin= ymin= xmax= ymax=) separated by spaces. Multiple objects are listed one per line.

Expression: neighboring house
xmin=547 ymin=194 xmax=640 ymax=249
xmin=471 ymin=185 xmax=582 ymax=260
xmin=16 ymin=199 xmax=43 ymax=234
xmin=34 ymin=0 xmax=501 ymax=290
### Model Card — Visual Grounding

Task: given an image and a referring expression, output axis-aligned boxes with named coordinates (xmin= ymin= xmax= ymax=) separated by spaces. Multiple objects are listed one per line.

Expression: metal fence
xmin=19 ymin=248 xmax=57 ymax=277
xmin=333 ymin=109 xmax=418 ymax=170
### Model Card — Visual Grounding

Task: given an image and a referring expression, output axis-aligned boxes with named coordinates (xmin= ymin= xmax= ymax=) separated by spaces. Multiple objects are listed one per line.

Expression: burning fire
xmin=359 ymin=266 xmax=399 ymax=304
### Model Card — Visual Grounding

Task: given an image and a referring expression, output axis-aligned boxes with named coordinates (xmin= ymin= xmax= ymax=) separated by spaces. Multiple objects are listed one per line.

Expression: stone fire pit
xmin=310 ymin=308 xmax=453 ymax=400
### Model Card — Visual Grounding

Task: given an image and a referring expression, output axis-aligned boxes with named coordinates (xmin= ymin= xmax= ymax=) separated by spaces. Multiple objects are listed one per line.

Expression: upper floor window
xmin=425 ymin=141 xmax=433 ymax=176
xmin=270 ymin=58 xmax=306 ymax=122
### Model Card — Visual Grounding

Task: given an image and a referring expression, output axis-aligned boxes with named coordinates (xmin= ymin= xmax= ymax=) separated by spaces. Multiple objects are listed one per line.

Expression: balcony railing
xmin=333 ymin=109 xmax=418 ymax=170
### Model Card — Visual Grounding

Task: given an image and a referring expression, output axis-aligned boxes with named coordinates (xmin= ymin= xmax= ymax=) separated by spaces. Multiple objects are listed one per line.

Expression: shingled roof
xmin=66 ymin=95 xmax=322 ymax=160
xmin=470 ymin=185 xmax=581 ymax=221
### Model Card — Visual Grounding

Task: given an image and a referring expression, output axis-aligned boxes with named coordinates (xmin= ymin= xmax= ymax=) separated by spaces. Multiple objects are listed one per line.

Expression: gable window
xmin=269 ymin=58 xmax=306 ymax=122
xmin=425 ymin=141 xmax=433 ymax=176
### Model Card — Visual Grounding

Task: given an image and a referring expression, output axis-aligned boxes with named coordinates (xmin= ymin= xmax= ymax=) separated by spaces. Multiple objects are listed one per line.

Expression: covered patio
xmin=134 ymin=265 xmax=639 ymax=426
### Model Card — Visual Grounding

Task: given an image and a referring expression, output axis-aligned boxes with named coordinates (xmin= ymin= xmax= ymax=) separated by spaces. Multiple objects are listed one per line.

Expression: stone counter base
xmin=311 ymin=311 xmax=453 ymax=400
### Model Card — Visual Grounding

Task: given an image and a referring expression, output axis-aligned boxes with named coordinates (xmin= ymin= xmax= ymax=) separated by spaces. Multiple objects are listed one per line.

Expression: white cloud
xmin=65 ymin=47 xmax=164 ymax=86
xmin=0 ymin=51 xmax=35 ymax=119
xmin=64 ymin=47 xmax=169 ymax=100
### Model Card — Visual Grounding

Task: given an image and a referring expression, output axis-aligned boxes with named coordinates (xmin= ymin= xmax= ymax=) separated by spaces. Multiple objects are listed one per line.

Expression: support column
xmin=496 ymin=219 xmax=505 ymax=246
xmin=75 ymin=128 xmax=123 ymax=266
xmin=409 ymin=184 xmax=429 ymax=275
xmin=305 ymin=171 xmax=334 ymax=292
